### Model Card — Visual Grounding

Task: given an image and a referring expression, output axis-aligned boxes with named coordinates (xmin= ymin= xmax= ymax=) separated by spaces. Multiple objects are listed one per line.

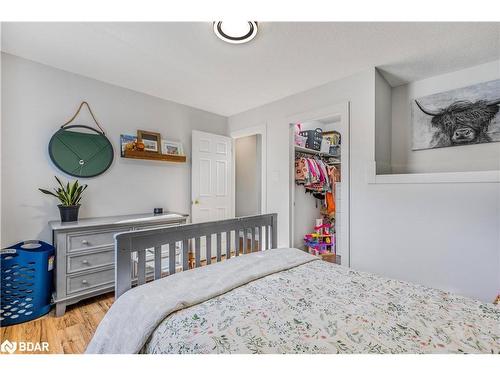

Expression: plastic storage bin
xmin=329 ymin=144 xmax=341 ymax=157
xmin=299 ymin=128 xmax=323 ymax=151
xmin=1 ymin=240 xmax=55 ymax=326
xmin=294 ymin=133 xmax=307 ymax=148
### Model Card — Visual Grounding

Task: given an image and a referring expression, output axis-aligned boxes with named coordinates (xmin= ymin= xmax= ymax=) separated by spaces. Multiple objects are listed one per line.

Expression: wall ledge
xmin=368 ymin=167 xmax=500 ymax=184
xmin=366 ymin=162 xmax=500 ymax=184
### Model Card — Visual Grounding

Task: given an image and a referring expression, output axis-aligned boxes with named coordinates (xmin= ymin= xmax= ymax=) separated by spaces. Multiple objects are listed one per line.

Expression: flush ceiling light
xmin=213 ymin=21 xmax=258 ymax=44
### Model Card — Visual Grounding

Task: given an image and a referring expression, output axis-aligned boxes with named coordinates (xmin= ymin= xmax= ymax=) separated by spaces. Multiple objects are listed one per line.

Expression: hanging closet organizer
xmin=48 ymin=102 xmax=114 ymax=178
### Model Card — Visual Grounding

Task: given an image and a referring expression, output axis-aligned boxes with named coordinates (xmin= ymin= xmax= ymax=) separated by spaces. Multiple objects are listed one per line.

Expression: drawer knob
xmin=82 ymin=260 xmax=89 ymax=265
xmin=81 ymin=240 xmax=89 ymax=245
xmin=81 ymin=279 xmax=88 ymax=284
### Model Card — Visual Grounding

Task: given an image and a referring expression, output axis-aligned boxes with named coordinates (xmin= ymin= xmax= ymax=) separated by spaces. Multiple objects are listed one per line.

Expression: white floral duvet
xmin=142 ymin=260 xmax=500 ymax=354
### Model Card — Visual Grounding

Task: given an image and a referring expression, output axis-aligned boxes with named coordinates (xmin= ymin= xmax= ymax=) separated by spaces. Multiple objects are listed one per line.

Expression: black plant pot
xmin=58 ymin=204 xmax=81 ymax=222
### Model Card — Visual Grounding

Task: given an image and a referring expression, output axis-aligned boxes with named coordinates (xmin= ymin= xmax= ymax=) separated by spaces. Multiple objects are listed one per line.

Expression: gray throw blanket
xmin=86 ymin=247 xmax=317 ymax=354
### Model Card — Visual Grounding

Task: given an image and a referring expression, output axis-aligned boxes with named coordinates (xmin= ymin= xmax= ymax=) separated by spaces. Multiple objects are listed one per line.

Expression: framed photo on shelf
xmin=120 ymin=134 xmax=137 ymax=157
xmin=137 ymin=130 xmax=161 ymax=153
xmin=161 ymin=140 xmax=184 ymax=155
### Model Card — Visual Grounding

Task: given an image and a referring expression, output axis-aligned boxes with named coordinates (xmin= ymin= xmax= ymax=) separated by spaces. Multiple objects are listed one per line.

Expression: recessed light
xmin=213 ymin=21 xmax=258 ymax=44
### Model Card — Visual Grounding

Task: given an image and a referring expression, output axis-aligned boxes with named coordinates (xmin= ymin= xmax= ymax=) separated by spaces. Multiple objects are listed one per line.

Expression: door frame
xmin=287 ymin=102 xmax=351 ymax=267
xmin=230 ymin=124 xmax=268 ymax=217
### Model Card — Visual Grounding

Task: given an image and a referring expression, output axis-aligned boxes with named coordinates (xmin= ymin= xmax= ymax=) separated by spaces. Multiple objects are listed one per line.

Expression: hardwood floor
xmin=0 ymin=293 xmax=113 ymax=354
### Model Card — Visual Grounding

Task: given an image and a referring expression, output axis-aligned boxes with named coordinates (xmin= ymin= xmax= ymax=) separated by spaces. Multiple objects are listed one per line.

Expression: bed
xmin=86 ymin=214 xmax=500 ymax=354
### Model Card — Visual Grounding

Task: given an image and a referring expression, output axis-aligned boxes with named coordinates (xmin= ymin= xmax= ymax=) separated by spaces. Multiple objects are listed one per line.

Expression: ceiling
xmin=2 ymin=22 xmax=499 ymax=116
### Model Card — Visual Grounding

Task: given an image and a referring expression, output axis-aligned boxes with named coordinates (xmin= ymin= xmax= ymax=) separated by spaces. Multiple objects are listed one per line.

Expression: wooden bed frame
xmin=114 ymin=214 xmax=278 ymax=298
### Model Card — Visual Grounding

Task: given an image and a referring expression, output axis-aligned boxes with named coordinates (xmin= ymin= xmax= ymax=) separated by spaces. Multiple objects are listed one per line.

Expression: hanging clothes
xmin=295 ymin=156 xmax=330 ymax=192
xmin=295 ymin=158 xmax=308 ymax=182
xmin=325 ymin=191 xmax=335 ymax=214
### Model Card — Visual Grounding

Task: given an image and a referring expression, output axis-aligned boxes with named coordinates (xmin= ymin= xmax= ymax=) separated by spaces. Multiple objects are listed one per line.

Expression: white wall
xmin=375 ymin=69 xmax=392 ymax=174
xmin=391 ymin=60 xmax=500 ymax=174
xmin=235 ymin=134 xmax=261 ymax=217
xmin=1 ymin=53 xmax=228 ymax=246
xmin=229 ymin=68 xmax=500 ymax=302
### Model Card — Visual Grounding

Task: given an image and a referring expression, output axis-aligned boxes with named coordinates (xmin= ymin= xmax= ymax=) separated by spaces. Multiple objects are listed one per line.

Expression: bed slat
xmin=216 ymin=232 xmax=222 ymax=262
xmin=206 ymin=235 xmax=212 ymax=265
xmin=154 ymin=246 xmax=162 ymax=279
xmin=234 ymin=231 xmax=243 ymax=256
xmin=195 ymin=237 xmax=201 ymax=268
xmin=137 ymin=249 xmax=146 ymax=285
xmin=182 ymin=239 xmax=189 ymax=271
xmin=257 ymin=226 xmax=262 ymax=251
xmin=169 ymin=242 xmax=176 ymax=275
xmin=265 ymin=226 xmax=269 ymax=250
xmin=226 ymin=231 xmax=231 ymax=259
xmin=251 ymin=228 xmax=255 ymax=253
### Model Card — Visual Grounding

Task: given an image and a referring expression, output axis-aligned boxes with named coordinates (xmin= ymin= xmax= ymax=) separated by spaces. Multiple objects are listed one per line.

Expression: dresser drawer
xmin=67 ymin=248 xmax=114 ymax=273
xmin=67 ymin=268 xmax=114 ymax=295
xmin=67 ymin=228 xmax=129 ymax=252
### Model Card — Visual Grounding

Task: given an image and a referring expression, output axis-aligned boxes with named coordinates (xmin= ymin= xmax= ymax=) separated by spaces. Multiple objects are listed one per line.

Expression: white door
xmin=191 ymin=130 xmax=233 ymax=223
xmin=192 ymin=130 xmax=233 ymax=261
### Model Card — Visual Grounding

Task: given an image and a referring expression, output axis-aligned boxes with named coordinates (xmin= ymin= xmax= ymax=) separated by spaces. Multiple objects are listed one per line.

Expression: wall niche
xmin=374 ymin=61 xmax=500 ymax=182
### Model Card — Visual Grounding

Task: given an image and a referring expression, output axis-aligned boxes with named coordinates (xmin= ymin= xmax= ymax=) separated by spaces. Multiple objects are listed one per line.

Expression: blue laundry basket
xmin=1 ymin=240 xmax=55 ymax=326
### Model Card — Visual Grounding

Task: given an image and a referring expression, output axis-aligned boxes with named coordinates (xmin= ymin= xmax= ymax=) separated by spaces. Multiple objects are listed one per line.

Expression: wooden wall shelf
xmin=123 ymin=150 xmax=186 ymax=163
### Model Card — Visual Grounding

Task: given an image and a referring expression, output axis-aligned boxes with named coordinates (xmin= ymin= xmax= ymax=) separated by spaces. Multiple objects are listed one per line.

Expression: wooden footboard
xmin=114 ymin=214 xmax=278 ymax=298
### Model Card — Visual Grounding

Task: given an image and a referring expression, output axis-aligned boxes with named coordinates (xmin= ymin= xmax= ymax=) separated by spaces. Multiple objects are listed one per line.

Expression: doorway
xmin=231 ymin=124 xmax=267 ymax=217
xmin=289 ymin=102 xmax=350 ymax=267
xmin=235 ymin=135 xmax=262 ymax=216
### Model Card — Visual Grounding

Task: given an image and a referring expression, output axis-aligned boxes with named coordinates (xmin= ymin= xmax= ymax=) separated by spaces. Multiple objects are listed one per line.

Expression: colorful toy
xmin=303 ymin=220 xmax=335 ymax=256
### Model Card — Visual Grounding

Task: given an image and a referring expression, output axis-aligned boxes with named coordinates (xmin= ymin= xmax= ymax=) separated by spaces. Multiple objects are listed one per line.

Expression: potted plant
xmin=39 ymin=176 xmax=88 ymax=222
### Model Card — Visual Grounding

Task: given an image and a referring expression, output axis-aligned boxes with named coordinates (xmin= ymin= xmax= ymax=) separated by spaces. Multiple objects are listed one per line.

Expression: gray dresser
xmin=49 ymin=212 xmax=188 ymax=316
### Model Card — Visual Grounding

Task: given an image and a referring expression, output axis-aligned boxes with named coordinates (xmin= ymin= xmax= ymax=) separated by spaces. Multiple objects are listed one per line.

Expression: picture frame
xmin=161 ymin=140 xmax=184 ymax=155
xmin=120 ymin=134 xmax=137 ymax=157
xmin=412 ymin=79 xmax=500 ymax=150
xmin=137 ymin=130 xmax=161 ymax=153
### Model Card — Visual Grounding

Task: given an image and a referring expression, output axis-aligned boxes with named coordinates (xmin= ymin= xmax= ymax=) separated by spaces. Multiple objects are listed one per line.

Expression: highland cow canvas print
xmin=412 ymin=79 xmax=500 ymax=150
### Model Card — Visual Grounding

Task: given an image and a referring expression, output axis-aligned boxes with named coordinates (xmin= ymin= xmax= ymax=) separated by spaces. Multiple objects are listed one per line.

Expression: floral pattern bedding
xmin=142 ymin=260 xmax=500 ymax=354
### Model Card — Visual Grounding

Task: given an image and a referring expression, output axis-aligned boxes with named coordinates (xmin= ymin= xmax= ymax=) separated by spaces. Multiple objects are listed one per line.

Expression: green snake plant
xmin=39 ymin=176 xmax=88 ymax=206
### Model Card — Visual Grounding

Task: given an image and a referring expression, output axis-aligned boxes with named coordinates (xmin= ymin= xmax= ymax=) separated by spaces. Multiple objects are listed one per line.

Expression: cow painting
xmin=412 ymin=79 xmax=500 ymax=150
xmin=415 ymin=99 xmax=500 ymax=147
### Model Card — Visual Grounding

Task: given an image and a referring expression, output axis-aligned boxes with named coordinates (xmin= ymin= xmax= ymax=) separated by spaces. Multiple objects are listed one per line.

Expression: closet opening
xmin=289 ymin=104 xmax=350 ymax=267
